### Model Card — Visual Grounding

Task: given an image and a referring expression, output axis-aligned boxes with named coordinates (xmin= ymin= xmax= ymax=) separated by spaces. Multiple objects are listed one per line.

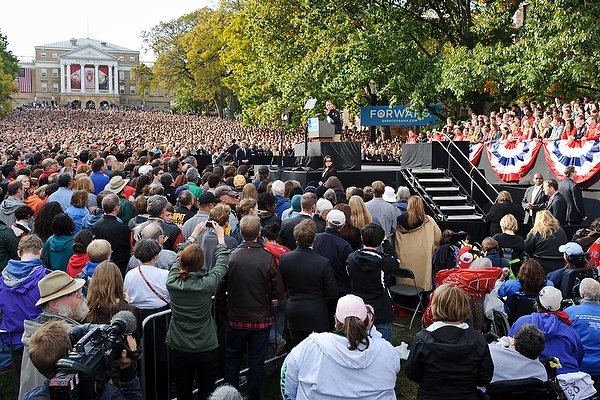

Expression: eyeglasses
xmin=325 ymin=160 xmax=332 ymax=163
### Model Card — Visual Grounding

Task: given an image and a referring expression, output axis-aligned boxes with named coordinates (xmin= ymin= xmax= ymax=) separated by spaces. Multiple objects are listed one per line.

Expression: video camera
xmin=49 ymin=311 xmax=139 ymax=400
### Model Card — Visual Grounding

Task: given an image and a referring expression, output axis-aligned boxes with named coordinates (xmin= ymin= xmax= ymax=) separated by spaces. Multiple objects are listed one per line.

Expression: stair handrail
xmin=439 ymin=135 xmax=498 ymax=206
xmin=400 ymin=168 xmax=447 ymax=221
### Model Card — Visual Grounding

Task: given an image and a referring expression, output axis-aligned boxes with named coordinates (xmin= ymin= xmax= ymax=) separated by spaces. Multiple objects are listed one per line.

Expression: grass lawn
xmin=0 ymin=315 xmax=420 ymax=400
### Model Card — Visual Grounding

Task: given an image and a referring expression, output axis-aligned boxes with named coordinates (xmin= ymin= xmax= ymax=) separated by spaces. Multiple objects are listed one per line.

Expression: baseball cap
xmin=558 ymin=242 xmax=583 ymax=255
xmin=139 ymin=165 xmax=152 ymax=175
xmin=326 ymin=209 xmax=346 ymax=229
xmin=198 ymin=191 xmax=221 ymax=205
xmin=214 ymin=185 xmax=239 ymax=198
xmin=336 ymin=294 xmax=368 ymax=322
xmin=537 ymin=286 xmax=563 ymax=312
xmin=457 ymin=246 xmax=474 ymax=269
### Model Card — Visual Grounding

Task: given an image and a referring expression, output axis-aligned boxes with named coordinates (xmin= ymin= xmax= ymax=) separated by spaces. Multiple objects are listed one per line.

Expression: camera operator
xmin=19 ymin=270 xmax=89 ymax=398
xmin=21 ymin=320 xmax=141 ymax=400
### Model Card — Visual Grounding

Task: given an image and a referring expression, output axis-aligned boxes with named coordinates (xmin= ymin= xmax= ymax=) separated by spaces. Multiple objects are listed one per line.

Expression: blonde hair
xmin=431 ymin=284 xmax=471 ymax=322
xmin=497 ymin=190 xmax=513 ymax=202
xmin=529 ymin=210 xmax=560 ymax=240
xmin=406 ymin=196 xmax=426 ymax=227
xmin=74 ymin=175 xmax=94 ymax=193
xmin=500 ymin=213 xmax=518 ymax=232
xmin=349 ymin=195 xmax=372 ymax=229
xmin=87 ymin=239 xmax=112 ymax=262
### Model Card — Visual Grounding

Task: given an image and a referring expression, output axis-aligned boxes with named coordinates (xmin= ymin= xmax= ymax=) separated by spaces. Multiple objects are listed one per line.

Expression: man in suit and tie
xmin=558 ymin=166 xmax=587 ymax=225
xmin=544 ymin=179 xmax=567 ymax=225
xmin=235 ymin=140 xmax=250 ymax=167
xmin=522 ymin=173 xmax=548 ymax=224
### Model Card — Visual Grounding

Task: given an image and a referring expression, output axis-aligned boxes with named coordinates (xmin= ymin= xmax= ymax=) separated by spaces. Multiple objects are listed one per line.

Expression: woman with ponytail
xmin=166 ymin=220 xmax=230 ymax=400
xmin=280 ymin=294 xmax=399 ymax=399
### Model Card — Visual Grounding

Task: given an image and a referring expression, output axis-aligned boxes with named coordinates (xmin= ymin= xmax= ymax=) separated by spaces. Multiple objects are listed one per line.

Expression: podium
xmin=307 ymin=118 xmax=335 ymax=141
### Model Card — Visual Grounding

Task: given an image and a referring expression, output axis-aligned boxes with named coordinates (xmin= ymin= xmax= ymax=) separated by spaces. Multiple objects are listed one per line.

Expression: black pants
xmin=171 ymin=347 xmax=219 ymax=400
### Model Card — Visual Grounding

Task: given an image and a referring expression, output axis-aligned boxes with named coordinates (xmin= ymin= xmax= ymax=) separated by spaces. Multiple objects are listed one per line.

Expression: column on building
xmin=80 ymin=64 xmax=86 ymax=94
xmin=108 ymin=64 xmax=113 ymax=93
xmin=113 ymin=65 xmax=119 ymax=95
xmin=66 ymin=63 xmax=71 ymax=93
xmin=94 ymin=65 xmax=99 ymax=94
xmin=60 ymin=63 xmax=66 ymax=93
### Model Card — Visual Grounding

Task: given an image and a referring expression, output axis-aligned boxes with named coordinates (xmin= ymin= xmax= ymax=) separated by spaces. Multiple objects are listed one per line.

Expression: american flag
xmin=18 ymin=68 xmax=32 ymax=92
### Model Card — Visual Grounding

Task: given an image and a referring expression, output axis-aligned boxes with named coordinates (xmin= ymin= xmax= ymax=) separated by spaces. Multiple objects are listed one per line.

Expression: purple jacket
xmin=0 ymin=260 xmax=47 ymax=346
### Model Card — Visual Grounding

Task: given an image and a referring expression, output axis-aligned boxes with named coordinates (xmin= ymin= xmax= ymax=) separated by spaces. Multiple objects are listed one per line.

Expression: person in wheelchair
xmin=497 ymin=259 xmax=554 ymax=309
xmin=509 ymin=286 xmax=584 ymax=375
xmin=565 ymin=278 xmax=600 ymax=379
xmin=546 ymin=242 xmax=593 ymax=298
xmin=486 ymin=323 xmax=548 ymax=387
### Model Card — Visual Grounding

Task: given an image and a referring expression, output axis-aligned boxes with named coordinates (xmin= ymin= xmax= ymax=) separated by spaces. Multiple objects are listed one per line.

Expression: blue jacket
xmin=509 ymin=312 xmax=584 ymax=374
xmin=498 ymin=278 xmax=554 ymax=307
xmin=275 ymin=195 xmax=291 ymax=219
xmin=565 ymin=302 xmax=600 ymax=376
xmin=313 ymin=228 xmax=353 ymax=294
xmin=65 ymin=206 xmax=89 ymax=234
xmin=486 ymin=251 xmax=509 ymax=268
xmin=0 ymin=261 xmax=47 ymax=346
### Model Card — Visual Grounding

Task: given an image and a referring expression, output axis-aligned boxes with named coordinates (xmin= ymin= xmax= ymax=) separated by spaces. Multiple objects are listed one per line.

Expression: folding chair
xmin=506 ymin=295 xmax=537 ymax=326
xmin=389 ymin=266 xmax=425 ymax=329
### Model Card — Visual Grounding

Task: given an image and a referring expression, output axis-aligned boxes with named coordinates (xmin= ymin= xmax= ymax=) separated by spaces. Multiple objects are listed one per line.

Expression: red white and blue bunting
xmin=543 ymin=140 xmax=600 ymax=184
xmin=469 ymin=143 xmax=485 ymax=165
xmin=485 ymin=140 xmax=542 ymax=182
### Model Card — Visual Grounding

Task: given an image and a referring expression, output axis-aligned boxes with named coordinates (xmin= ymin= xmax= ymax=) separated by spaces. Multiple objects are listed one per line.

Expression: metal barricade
xmin=139 ymin=296 xmax=287 ymax=399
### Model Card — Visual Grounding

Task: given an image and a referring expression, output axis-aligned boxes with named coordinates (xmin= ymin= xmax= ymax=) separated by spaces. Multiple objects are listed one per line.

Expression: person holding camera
xmin=22 ymin=319 xmax=141 ymax=400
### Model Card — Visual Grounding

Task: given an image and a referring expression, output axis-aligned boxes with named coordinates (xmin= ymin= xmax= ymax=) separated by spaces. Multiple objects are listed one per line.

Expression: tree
xmin=0 ymin=31 xmax=19 ymax=117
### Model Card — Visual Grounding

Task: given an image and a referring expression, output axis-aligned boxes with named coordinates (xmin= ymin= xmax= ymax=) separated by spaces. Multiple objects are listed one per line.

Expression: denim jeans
xmin=223 ymin=325 xmax=271 ymax=400
xmin=375 ymin=322 xmax=393 ymax=343
xmin=171 ymin=347 xmax=218 ymax=400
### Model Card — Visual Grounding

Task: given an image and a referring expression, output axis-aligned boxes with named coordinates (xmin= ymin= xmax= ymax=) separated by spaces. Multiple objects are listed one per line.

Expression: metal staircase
xmin=400 ymin=168 xmax=486 ymax=221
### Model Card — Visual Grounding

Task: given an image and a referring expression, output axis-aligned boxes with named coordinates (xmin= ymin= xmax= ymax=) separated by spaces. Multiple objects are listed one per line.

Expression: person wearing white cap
xmin=508 ymin=285 xmax=584 ymax=375
xmin=546 ymin=241 xmax=591 ymax=293
xmin=280 ymin=294 xmax=399 ymax=400
xmin=313 ymin=209 xmax=353 ymax=298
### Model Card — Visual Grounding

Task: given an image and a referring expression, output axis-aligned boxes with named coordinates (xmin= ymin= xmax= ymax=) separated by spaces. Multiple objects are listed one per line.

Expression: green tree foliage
xmin=0 ymin=31 xmax=19 ymax=117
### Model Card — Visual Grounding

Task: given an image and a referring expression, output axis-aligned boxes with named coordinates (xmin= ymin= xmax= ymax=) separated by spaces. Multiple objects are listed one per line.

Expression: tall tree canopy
xmin=0 ymin=31 xmax=19 ymax=117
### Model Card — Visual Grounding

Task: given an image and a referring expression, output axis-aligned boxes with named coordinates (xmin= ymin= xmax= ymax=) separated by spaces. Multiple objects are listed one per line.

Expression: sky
xmin=1 ymin=0 xmax=216 ymax=62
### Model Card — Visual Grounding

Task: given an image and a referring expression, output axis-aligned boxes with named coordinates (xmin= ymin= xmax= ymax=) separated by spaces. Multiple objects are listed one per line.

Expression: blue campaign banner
xmin=307 ymin=117 xmax=319 ymax=132
xmin=360 ymin=105 xmax=440 ymax=126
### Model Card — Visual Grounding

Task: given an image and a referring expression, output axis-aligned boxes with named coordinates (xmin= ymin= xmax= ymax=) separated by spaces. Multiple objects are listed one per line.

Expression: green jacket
xmin=117 ymin=197 xmax=134 ymax=225
xmin=186 ymin=183 xmax=203 ymax=198
xmin=165 ymin=243 xmax=229 ymax=352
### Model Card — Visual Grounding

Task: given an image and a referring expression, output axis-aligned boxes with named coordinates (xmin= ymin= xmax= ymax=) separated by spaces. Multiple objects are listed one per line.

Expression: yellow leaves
xmin=483 ymin=80 xmax=496 ymax=95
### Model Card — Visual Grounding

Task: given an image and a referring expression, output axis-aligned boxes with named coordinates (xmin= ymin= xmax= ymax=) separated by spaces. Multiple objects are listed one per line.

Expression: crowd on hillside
xmin=0 ymin=98 xmax=599 ymax=399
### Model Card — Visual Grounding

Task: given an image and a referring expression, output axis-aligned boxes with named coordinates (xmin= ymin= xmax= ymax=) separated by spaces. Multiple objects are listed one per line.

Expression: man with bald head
xmin=127 ymin=222 xmax=176 ymax=272
xmin=565 ymin=278 xmax=600 ymax=377
xmin=522 ymin=173 xmax=547 ymax=224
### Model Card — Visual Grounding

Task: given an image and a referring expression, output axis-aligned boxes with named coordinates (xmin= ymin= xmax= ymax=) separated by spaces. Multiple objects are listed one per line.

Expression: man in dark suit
xmin=558 ymin=166 xmax=587 ymax=225
xmin=91 ymin=193 xmax=132 ymax=276
xmin=522 ymin=173 xmax=548 ymax=224
xmin=544 ymin=179 xmax=567 ymax=225
xmin=277 ymin=192 xmax=324 ymax=250
xmin=235 ymin=140 xmax=250 ymax=167
xmin=279 ymin=219 xmax=338 ymax=351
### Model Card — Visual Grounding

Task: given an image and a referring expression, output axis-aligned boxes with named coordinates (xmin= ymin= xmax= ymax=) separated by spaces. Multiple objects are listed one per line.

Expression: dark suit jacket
xmin=277 ymin=214 xmax=325 ymax=250
xmin=279 ymin=247 xmax=338 ymax=332
xmin=235 ymin=146 xmax=250 ymax=166
xmin=558 ymin=177 xmax=586 ymax=224
xmin=92 ymin=215 xmax=131 ymax=276
xmin=521 ymin=184 xmax=548 ymax=224
xmin=547 ymin=192 xmax=568 ymax=226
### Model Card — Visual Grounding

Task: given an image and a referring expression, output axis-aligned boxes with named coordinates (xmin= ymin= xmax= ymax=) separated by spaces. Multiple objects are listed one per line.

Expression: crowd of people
xmin=0 ymin=98 xmax=599 ymax=399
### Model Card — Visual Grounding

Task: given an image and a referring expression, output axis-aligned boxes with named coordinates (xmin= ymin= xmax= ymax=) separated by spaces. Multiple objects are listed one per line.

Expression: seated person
xmin=509 ymin=286 xmax=584 ymax=375
xmin=486 ymin=323 xmax=548 ymax=387
xmin=497 ymin=259 xmax=553 ymax=308
xmin=22 ymin=319 xmax=141 ymax=400
xmin=546 ymin=242 xmax=591 ymax=297
xmin=481 ymin=237 xmax=509 ymax=269
xmin=565 ymin=278 xmax=600 ymax=378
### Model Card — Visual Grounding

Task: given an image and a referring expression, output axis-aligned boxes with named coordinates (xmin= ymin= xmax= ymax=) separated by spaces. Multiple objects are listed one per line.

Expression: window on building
xmin=129 ymin=56 xmax=135 ymax=62
xmin=41 ymin=68 xmax=47 ymax=78
xmin=119 ymin=56 xmax=124 ymax=61
xmin=41 ymin=83 xmax=47 ymax=93
xmin=52 ymin=53 xmax=58 ymax=58
xmin=119 ymin=71 xmax=125 ymax=81
xmin=52 ymin=68 xmax=59 ymax=78
xmin=145 ymin=90 xmax=149 ymax=96
xmin=130 ymin=86 xmax=136 ymax=94
xmin=52 ymin=83 xmax=59 ymax=92
xmin=119 ymin=85 xmax=125 ymax=94
xmin=40 ymin=52 xmax=46 ymax=58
